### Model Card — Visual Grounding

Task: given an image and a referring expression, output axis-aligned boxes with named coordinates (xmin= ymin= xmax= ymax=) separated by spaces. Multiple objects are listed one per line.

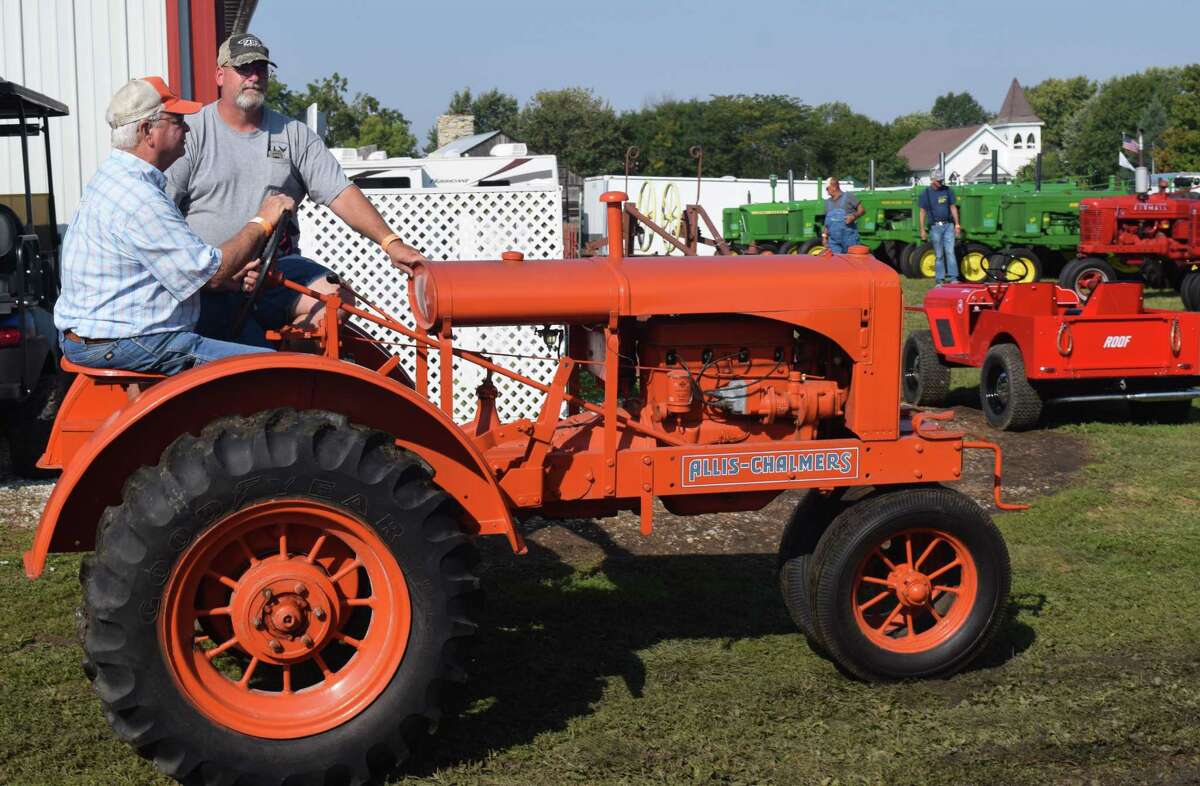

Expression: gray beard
xmin=235 ymin=88 xmax=265 ymax=111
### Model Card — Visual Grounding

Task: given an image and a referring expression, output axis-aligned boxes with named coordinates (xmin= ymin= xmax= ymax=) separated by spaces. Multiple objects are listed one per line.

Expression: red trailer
xmin=904 ymin=280 xmax=1200 ymax=430
xmin=1069 ymin=190 xmax=1200 ymax=307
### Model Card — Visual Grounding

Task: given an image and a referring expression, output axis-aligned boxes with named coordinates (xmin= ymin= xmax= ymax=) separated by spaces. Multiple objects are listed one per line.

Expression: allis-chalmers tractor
xmin=903 ymin=272 xmax=1200 ymax=430
xmin=26 ymin=194 xmax=1024 ymax=785
xmin=1070 ymin=186 xmax=1200 ymax=307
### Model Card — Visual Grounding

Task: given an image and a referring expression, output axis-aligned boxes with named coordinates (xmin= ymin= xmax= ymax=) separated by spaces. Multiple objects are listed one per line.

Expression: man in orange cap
xmin=54 ymin=77 xmax=294 ymax=374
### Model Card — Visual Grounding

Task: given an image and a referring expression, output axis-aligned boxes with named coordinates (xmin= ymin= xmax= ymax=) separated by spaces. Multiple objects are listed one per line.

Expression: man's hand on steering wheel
xmin=230 ymin=258 xmax=261 ymax=292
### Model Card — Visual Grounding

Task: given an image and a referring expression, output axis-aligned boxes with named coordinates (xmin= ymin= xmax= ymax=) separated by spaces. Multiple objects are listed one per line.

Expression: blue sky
xmin=254 ymin=0 xmax=1200 ymax=140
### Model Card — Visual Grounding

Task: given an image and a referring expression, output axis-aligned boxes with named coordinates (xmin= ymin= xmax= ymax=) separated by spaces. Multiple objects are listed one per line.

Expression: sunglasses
xmin=231 ymin=61 xmax=273 ymax=77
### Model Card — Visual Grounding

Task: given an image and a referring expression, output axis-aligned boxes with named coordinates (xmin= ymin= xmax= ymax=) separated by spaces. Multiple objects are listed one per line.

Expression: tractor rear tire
xmin=809 ymin=486 xmax=1011 ymax=681
xmin=798 ymin=239 xmax=827 ymax=256
xmin=81 ymin=409 xmax=481 ymax=786
xmin=911 ymin=242 xmax=937 ymax=279
xmin=1180 ymin=271 xmax=1200 ymax=311
xmin=959 ymin=243 xmax=993 ymax=283
xmin=1003 ymin=247 xmax=1042 ymax=283
xmin=901 ymin=330 xmax=951 ymax=406
xmin=1059 ymin=256 xmax=1116 ymax=301
xmin=980 ymin=343 xmax=1042 ymax=431
xmin=897 ymin=243 xmax=916 ymax=277
xmin=778 ymin=490 xmax=849 ymax=654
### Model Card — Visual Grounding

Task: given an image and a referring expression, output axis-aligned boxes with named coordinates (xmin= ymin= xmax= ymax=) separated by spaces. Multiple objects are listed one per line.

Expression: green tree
xmin=1160 ymin=64 xmax=1200 ymax=170
xmin=930 ymin=91 xmax=988 ymax=128
xmin=1064 ymin=67 xmax=1182 ymax=179
xmin=810 ymin=102 xmax=908 ymax=185
xmin=513 ymin=87 xmax=626 ymax=176
xmin=1025 ymin=76 xmax=1095 ymax=150
xmin=269 ymin=73 xmax=417 ymax=157
xmin=424 ymin=87 xmax=520 ymax=153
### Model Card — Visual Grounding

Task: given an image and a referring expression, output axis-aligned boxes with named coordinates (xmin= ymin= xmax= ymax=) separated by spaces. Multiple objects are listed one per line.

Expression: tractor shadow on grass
xmin=406 ymin=517 xmax=1038 ymax=778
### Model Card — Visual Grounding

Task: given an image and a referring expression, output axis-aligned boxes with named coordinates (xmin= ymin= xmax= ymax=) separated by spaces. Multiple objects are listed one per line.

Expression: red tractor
xmin=26 ymin=194 xmax=1024 ymax=785
xmin=1067 ymin=187 xmax=1200 ymax=306
xmin=903 ymin=275 xmax=1200 ymax=430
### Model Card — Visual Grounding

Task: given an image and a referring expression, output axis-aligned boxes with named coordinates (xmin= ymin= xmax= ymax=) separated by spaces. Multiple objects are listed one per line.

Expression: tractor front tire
xmin=81 ymin=409 xmax=480 ymax=785
xmin=1004 ymin=247 xmax=1042 ymax=283
xmin=897 ymin=243 xmax=916 ymax=277
xmin=901 ymin=330 xmax=951 ymax=406
xmin=810 ymin=487 xmax=1010 ymax=681
xmin=980 ymin=343 xmax=1042 ymax=431
xmin=959 ymin=243 xmax=992 ymax=282
xmin=1059 ymin=256 xmax=1116 ymax=301
xmin=911 ymin=242 xmax=937 ymax=279
xmin=798 ymin=239 xmax=827 ymax=256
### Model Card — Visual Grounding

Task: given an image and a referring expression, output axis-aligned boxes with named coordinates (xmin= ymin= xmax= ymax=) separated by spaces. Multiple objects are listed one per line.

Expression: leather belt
xmin=63 ymin=330 xmax=115 ymax=345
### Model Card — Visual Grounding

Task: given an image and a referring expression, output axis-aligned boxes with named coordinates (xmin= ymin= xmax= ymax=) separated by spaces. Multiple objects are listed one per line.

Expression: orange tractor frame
xmin=26 ymin=193 xmax=1024 ymax=785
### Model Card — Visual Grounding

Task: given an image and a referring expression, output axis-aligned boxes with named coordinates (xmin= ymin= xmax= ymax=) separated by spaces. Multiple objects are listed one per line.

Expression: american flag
xmin=1122 ymin=133 xmax=1141 ymax=154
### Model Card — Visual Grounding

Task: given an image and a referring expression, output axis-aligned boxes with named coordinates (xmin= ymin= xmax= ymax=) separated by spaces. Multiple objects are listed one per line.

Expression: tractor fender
xmin=24 ymin=353 xmax=518 ymax=578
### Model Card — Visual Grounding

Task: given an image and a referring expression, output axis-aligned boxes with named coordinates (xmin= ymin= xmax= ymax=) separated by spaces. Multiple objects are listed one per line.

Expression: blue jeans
xmin=930 ymin=223 xmax=958 ymax=283
xmin=196 ymin=255 xmax=331 ymax=347
xmin=60 ymin=329 xmax=268 ymax=375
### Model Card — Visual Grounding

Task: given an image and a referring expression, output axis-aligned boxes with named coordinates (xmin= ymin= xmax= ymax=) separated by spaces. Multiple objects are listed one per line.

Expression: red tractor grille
xmin=1080 ymin=210 xmax=1102 ymax=243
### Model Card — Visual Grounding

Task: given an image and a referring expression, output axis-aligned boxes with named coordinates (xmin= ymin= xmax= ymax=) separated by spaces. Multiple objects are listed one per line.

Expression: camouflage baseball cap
xmin=217 ymin=33 xmax=277 ymax=68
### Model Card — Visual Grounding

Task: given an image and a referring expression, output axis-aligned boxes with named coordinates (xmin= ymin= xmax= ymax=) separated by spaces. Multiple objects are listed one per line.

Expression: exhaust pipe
xmin=1047 ymin=389 xmax=1200 ymax=405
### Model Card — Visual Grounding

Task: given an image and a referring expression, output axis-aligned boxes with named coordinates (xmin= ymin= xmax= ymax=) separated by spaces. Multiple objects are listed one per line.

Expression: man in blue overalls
xmin=821 ymin=177 xmax=865 ymax=253
xmin=918 ymin=170 xmax=961 ymax=284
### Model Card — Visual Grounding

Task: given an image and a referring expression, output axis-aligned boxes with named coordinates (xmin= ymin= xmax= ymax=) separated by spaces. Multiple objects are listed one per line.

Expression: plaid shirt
xmin=54 ymin=150 xmax=221 ymax=338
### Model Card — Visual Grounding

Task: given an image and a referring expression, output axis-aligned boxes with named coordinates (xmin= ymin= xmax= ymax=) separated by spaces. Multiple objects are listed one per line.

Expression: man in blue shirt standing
xmin=918 ymin=170 xmax=961 ymax=284
xmin=54 ymin=76 xmax=294 ymax=375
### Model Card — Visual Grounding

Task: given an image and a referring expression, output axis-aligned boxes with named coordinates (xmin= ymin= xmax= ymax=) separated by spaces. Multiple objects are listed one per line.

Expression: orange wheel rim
xmin=159 ymin=499 xmax=410 ymax=739
xmin=852 ymin=528 xmax=977 ymax=654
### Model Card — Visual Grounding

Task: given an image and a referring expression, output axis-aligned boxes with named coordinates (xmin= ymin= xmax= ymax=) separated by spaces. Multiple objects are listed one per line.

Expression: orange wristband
xmin=380 ymin=232 xmax=402 ymax=250
xmin=248 ymin=216 xmax=272 ymax=237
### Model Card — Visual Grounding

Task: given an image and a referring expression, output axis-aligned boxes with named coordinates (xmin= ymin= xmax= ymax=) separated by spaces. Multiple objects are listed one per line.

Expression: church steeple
xmin=993 ymin=79 xmax=1041 ymax=126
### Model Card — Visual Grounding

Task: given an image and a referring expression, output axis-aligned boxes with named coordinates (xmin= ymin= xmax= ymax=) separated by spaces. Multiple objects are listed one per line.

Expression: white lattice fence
xmin=298 ymin=187 xmax=564 ymax=423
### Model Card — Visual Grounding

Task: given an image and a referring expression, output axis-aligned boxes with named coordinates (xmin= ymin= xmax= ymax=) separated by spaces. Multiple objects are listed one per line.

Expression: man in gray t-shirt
xmin=166 ymin=33 xmax=425 ymax=345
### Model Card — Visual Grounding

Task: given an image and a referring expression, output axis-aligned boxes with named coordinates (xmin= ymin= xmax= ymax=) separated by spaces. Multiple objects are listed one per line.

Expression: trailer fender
xmin=24 ymin=353 xmax=518 ymax=578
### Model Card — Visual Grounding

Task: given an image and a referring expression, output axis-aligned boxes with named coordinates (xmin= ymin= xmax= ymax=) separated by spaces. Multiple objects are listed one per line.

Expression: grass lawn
xmin=1 ymin=279 xmax=1198 ymax=785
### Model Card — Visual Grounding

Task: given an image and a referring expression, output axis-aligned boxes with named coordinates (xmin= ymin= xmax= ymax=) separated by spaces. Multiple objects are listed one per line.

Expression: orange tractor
xmin=25 ymin=193 xmax=1024 ymax=785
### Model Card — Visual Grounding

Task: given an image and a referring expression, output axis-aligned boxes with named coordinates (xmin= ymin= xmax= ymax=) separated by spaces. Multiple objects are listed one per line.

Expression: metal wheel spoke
xmin=281 ymin=664 xmax=292 ymax=694
xmin=306 ymin=534 xmax=327 ymax=564
xmin=915 ymin=537 xmax=942 ymax=570
xmin=206 ymin=570 xmax=239 ymax=591
xmin=336 ymin=632 xmax=363 ymax=648
xmin=876 ymin=604 xmax=903 ymax=633
xmin=237 ymin=537 xmax=258 ymax=565
xmin=278 ymin=524 xmax=288 ymax=559
xmin=932 ymin=584 xmax=959 ymax=595
xmin=204 ymin=636 xmax=241 ymax=660
xmin=905 ymin=535 xmax=914 ymax=568
xmin=860 ymin=575 xmax=889 ymax=587
xmin=906 ymin=611 xmax=915 ymax=637
xmin=346 ymin=596 xmax=375 ymax=608
xmin=238 ymin=656 xmax=260 ymax=688
xmin=926 ymin=601 xmax=943 ymax=622
xmin=196 ymin=606 xmax=232 ymax=618
xmin=331 ymin=558 xmax=362 ymax=584
xmin=873 ymin=549 xmax=898 ymax=571
xmin=858 ymin=590 xmax=891 ymax=613
xmin=313 ymin=652 xmax=333 ymax=677
xmin=926 ymin=559 xmax=962 ymax=581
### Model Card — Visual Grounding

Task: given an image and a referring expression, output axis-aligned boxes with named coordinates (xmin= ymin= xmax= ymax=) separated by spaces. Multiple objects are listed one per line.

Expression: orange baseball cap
xmin=105 ymin=76 xmax=203 ymax=128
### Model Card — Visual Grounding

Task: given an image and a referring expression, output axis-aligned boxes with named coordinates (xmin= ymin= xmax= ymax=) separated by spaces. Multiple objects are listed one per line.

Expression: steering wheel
xmin=981 ymin=251 xmax=1029 ymax=283
xmin=230 ymin=209 xmax=291 ymax=341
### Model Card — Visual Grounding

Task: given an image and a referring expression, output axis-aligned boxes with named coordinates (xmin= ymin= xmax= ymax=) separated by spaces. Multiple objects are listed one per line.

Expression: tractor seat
xmin=61 ymin=358 xmax=166 ymax=384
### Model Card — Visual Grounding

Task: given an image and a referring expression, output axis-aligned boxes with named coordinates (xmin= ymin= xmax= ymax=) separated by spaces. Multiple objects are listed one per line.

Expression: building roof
xmin=427 ymin=130 xmax=503 ymax=159
xmin=993 ymin=78 xmax=1041 ymax=125
xmin=962 ymin=157 xmax=1013 ymax=182
xmin=898 ymin=125 xmax=982 ymax=170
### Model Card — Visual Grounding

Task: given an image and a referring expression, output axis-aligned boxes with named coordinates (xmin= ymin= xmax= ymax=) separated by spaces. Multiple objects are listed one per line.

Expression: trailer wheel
xmin=980 ymin=343 xmax=1042 ymax=430
xmin=778 ymin=490 xmax=848 ymax=653
xmin=810 ymin=486 xmax=1010 ymax=681
xmin=901 ymin=330 xmax=951 ymax=406
xmin=797 ymin=239 xmax=827 ymax=256
xmin=1059 ymin=257 xmax=1116 ymax=301
xmin=911 ymin=242 xmax=937 ymax=279
xmin=959 ymin=243 xmax=993 ymax=282
xmin=80 ymin=409 xmax=480 ymax=785
xmin=1180 ymin=271 xmax=1200 ymax=311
